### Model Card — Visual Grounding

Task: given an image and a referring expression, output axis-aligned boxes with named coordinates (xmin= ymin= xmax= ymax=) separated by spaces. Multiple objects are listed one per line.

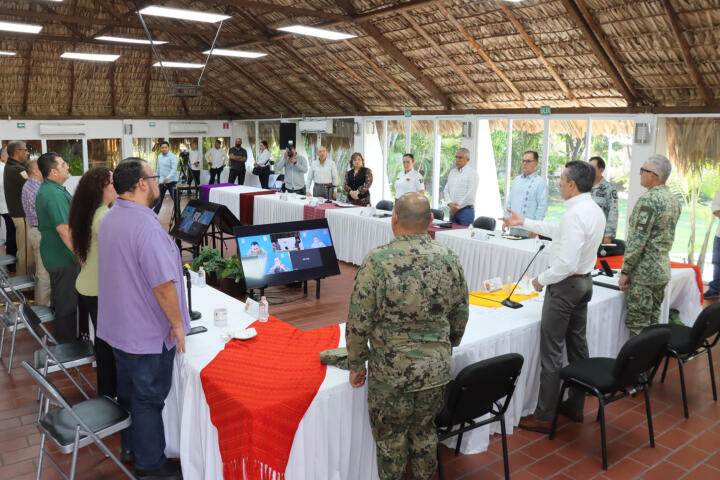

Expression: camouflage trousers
xmin=368 ymin=382 xmax=445 ymax=480
xmin=625 ymin=282 xmax=666 ymax=336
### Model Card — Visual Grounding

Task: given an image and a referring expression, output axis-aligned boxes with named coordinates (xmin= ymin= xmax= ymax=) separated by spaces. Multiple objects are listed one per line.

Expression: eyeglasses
xmin=142 ymin=175 xmax=159 ymax=182
xmin=522 ymin=159 xmax=538 ymax=164
xmin=639 ymin=167 xmax=657 ymax=176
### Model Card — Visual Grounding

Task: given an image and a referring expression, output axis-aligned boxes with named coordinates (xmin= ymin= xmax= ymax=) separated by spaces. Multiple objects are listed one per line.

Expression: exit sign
xmin=404 ymin=109 xmax=411 ymax=118
xmin=223 ymin=122 xmax=229 ymax=129
xmin=16 ymin=122 xmax=25 ymax=129
xmin=149 ymin=121 xmax=156 ymax=127
xmin=540 ymin=106 xmax=551 ymax=115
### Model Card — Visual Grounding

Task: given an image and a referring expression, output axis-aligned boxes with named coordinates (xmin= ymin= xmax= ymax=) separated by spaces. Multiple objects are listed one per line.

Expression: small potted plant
xmin=220 ymin=254 xmax=247 ymax=299
xmin=204 ymin=255 xmax=228 ymax=287
xmin=192 ymin=246 xmax=219 ymax=271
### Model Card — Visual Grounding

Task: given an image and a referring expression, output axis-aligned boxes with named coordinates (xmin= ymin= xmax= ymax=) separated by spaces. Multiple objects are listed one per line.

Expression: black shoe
xmin=135 ymin=459 xmax=182 ymax=480
xmin=704 ymin=289 xmax=720 ymax=299
xmin=121 ymin=449 xmax=134 ymax=463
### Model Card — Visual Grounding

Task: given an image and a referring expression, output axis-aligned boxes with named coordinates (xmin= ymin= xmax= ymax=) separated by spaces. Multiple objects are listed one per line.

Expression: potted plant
xmin=220 ymin=255 xmax=247 ymax=299
xmin=204 ymin=255 xmax=228 ymax=287
xmin=192 ymin=246 xmax=220 ymax=272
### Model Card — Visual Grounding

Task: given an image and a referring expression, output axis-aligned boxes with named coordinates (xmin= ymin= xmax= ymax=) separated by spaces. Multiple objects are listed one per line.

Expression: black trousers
xmin=78 ymin=294 xmax=117 ymax=398
xmin=258 ymin=166 xmax=271 ymax=189
xmin=153 ymin=181 xmax=176 ymax=214
xmin=47 ymin=263 xmax=80 ymax=344
xmin=209 ymin=167 xmax=223 ymax=184
xmin=2 ymin=213 xmax=16 ymax=269
xmin=228 ymin=167 xmax=246 ymax=185
xmin=189 ymin=170 xmax=201 ymax=188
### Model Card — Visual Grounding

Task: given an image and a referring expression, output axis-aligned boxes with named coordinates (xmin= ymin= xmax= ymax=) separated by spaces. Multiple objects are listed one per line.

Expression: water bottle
xmin=258 ymin=296 xmax=269 ymax=322
xmin=197 ymin=267 xmax=206 ymax=288
xmin=469 ymin=224 xmax=475 ymax=238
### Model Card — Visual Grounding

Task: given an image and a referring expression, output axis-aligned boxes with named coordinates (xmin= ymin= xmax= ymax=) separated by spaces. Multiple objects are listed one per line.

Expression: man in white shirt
xmin=0 ymin=147 xmax=16 ymax=269
xmin=500 ymin=160 xmax=605 ymax=434
xmin=188 ymin=140 xmax=201 ymax=188
xmin=254 ymin=140 xmax=272 ymax=189
xmin=443 ymin=148 xmax=478 ymax=226
xmin=306 ymin=146 xmax=338 ymax=199
xmin=205 ymin=140 xmax=228 ymax=184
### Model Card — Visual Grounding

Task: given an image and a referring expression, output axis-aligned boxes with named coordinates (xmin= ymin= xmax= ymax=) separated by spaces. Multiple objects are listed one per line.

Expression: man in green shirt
xmin=36 ymin=152 xmax=78 ymax=343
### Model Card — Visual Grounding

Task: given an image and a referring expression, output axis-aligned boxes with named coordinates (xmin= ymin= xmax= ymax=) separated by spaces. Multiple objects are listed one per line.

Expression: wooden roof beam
xmin=216 ymin=57 xmax=287 ymax=115
xmin=208 ymin=0 xmax=350 ymax=22
xmin=400 ymin=11 xmax=493 ymax=107
xmin=495 ymin=0 xmax=582 ymax=108
xmin=558 ymin=0 xmax=639 ymax=106
xmin=660 ymin=0 xmax=711 ymax=105
xmin=437 ymin=4 xmax=523 ymax=102
xmin=22 ymin=44 xmax=33 ymax=115
xmin=109 ymin=63 xmax=116 ymax=116
xmin=144 ymin=51 xmax=153 ymax=116
xmin=251 ymin=61 xmax=323 ymax=114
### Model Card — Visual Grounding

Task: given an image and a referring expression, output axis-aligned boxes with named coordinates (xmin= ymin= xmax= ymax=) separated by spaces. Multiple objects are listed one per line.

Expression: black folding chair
xmin=435 ymin=353 xmax=524 ymax=480
xmin=643 ymin=303 xmax=720 ymax=418
xmin=550 ymin=329 xmax=671 ymax=470
xmin=376 ymin=200 xmax=394 ymax=211
xmin=22 ymin=361 xmax=135 ymax=480
xmin=473 ymin=216 xmax=497 ymax=231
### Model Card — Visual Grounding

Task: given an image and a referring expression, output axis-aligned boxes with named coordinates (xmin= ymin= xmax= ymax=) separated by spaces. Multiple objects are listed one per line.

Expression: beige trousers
xmin=12 ymin=217 xmax=34 ymax=276
xmin=27 ymin=226 xmax=51 ymax=306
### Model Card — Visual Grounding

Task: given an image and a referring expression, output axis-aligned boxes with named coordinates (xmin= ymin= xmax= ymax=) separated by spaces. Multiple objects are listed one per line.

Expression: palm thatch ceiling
xmin=0 ymin=0 xmax=718 ymax=119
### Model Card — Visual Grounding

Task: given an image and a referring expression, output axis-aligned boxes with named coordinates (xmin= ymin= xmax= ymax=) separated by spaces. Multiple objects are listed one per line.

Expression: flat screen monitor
xmin=170 ymin=199 xmax=219 ymax=245
xmin=233 ymin=218 xmax=340 ymax=289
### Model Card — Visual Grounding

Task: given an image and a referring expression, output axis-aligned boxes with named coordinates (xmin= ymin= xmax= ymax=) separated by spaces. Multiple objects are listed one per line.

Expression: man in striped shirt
xmin=21 ymin=160 xmax=50 ymax=306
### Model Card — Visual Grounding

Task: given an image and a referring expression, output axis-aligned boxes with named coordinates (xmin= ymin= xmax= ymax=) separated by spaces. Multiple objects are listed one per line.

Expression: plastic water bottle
xmin=469 ymin=224 xmax=475 ymax=238
xmin=197 ymin=267 xmax=206 ymax=288
xmin=258 ymin=296 xmax=269 ymax=322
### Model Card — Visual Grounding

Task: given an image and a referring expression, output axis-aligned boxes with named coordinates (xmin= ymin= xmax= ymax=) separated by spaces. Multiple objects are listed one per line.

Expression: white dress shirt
xmin=188 ymin=150 xmax=200 ymax=171
xmin=394 ymin=169 xmax=424 ymax=198
xmin=306 ymin=159 xmax=338 ymax=190
xmin=524 ymin=192 xmax=606 ymax=286
xmin=257 ymin=149 xmax=271 ymax=167
xmin=205 ymin=147 xmax=228 ymax=169
xmin=443 ymin=164 xmax=478 ymax=209
xmin=712 ymin=190 xmax=720 ymax=237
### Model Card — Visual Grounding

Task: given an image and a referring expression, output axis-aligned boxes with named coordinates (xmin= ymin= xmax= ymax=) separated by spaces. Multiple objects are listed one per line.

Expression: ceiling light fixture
xmin=61 ymin=52 xmax=120 ymax=62
xmin=139 ymin=6 xmax=230 ymax=23
xmin=0 ymin=50 xmax=17 ymax=56
xmin=202 ymin=49 xmax=266 ymax=58
xmin=95 ymin=35 xmax=168 ymax=45
xmin=0 ymin=20 xmax=43 ymax=34
xmin=276 ymin=25 xmax=356 ymax=40
xmin=153 ymin=61 xmax=204 ymax=69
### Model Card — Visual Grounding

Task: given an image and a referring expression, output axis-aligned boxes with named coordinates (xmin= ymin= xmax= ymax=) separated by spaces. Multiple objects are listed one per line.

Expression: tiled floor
xmin=1 ymin=195 xmax=719 ymax=479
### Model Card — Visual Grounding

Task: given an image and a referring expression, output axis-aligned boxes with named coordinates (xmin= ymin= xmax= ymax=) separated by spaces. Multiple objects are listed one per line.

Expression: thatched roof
xmin=0 ymin=0 xmax=718 ymax=118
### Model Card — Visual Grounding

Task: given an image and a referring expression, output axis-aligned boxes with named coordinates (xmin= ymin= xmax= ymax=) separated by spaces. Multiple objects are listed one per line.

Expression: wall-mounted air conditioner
xmin=169 ymin=122 xmax=209 ymax=134
xmin=39 ymin=123 xmax=87 ymax=136
xmin=298 ymin=119 xmax=333 ymax=134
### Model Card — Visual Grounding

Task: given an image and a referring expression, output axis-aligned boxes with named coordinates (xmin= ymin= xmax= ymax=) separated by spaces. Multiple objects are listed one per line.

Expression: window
xmin=87 ymin=138 xmax=121 ymax=169
xmin=385 ymin=119 xmax=407 ymax=200
xmin=321 ymin=119 xmax=355 ymax=193
xmin=410 ymin=120 xmax=436 ymax=205
xmin=258 ymin=121 xmax=281 ymax=165
xmin=238 ymin=121 xmax=257 ymax=161
xmin=589 ymin=120 xmax=633 ymax=240
xmin=364 ymin=120 xmax=385 ymax=203
xmin=546 ymin=119 xmax=587 ymax=221
xmin=438 ymin=120 xmax=462 ymax=212
xmin=489 ymin=120 xmax=510 ymax=205
xmin=133 ymin=137 xmax=160 ymax=171
xmin=46 ymin=139 xmax=83 ymax=176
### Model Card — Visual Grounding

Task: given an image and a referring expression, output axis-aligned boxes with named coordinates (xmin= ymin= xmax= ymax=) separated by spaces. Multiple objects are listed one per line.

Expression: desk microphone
xmin=182 ymin=266 xmax=202 ymax=320
xmin=501 ymin=244 xmax=546 ymax=309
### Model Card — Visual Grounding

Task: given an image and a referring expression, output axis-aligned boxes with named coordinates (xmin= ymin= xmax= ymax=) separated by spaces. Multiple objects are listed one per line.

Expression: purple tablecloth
xmin=200 ymin=183 xmax=235 ymax=202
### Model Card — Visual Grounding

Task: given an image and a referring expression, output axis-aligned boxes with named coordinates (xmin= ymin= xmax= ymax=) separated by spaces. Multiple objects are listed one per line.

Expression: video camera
xmin=286 ymin=140 xmax=295 ymax=158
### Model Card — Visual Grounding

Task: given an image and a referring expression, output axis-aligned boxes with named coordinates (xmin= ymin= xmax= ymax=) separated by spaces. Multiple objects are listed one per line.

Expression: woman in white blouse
xmin=394 ymin=153 xmax=425 ymax=199
xmin=254 ymin=140 xmax=272 ymax=188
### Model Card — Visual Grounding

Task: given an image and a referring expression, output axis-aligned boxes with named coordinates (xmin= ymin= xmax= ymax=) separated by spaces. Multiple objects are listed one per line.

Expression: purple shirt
xmin=97 ymin=198 xmax=190 ymax=354
xmin=21 ymin=177 xmax=42 ymax=227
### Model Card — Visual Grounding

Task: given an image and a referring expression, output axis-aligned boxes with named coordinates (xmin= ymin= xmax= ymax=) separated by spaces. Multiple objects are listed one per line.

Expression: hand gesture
xmin=499 ymin=209 xmax=525 ymax=228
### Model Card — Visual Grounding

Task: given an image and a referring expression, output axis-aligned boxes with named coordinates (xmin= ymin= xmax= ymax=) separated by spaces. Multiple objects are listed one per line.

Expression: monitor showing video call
xmin=170 ymin=199 xmax=219 ymax=245
xmin=234 ymin=218 xmax=340 ymax=289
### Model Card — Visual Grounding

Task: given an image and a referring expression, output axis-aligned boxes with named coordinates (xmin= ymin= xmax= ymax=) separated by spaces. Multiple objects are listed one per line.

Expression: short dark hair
xmin=564 ymin=161 xmax=595 ymax=193
xmin=251 ymin=241 xmax=259 ymax=246
xmin=215 ymin=139 xmax=221 ymax=144
xmin=7 ymin=141 xmax=25 ymax=158
xmin=261 ymin=140 xmax=268 ymax=148
xmin=403 ymin=153 xmax=414 ymax=161
xmin=589 ymin=156 xmax=606 ymax=170
xmin=37 ymin=152 xmax=60 ymax=178
xmin=524 ymin=150 xmax=539 ymax=162
xmin=114 ymin=158 xmax=147 ymax=194
xmin=158 ymin=141 xmax=169 ymax=147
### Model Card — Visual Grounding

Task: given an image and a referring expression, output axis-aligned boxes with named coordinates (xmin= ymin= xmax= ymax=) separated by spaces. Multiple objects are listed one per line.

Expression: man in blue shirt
xmin=153 ymin=141 xmax=179 ymax=214
xmin=506 ymin=150 xmax=548 ymax=221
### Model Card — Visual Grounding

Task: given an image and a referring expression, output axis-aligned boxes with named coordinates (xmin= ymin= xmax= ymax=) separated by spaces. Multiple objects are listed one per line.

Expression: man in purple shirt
xmin=20 ymin=160 xmax=50 ymax=306
xmin=97 ymin=158 xmax=189 ymax=480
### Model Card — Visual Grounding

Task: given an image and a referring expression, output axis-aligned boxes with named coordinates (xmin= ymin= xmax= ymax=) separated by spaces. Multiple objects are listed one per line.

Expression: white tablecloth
xmin=253 ymin=193 xmax=308 ymax=225
xmin=434 ymin=229 xmax=551 ymax=290
xmin=325 ymin=208 xmax=395 ymax=265
xmin=208 ymin=185 xmax=265 ymax=220
xmin=162 ymin=269 xmax=700 ymax=479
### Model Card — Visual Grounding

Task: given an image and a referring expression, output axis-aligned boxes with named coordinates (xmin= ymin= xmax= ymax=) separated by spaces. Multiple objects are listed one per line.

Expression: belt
xmin=458 ymin=205 xmax=474 ymax=211
xmin=570 ymin=273 xmax=591 ymax=278
xmin=315 ymin=183 xmax=332 ymax=187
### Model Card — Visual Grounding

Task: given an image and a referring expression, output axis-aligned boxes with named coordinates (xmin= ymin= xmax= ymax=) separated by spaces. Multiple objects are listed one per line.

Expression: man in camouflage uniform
xmin=619 ymin=155 xmax=681 ymax=336
xmin=346 ymin=192 xmax=469 ymax=480
xmin=589 ymin=156 xmax=619 ymax=244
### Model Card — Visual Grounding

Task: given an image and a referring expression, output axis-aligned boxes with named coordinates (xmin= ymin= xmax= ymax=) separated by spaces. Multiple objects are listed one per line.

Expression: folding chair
xmin=22 ymin=361 xmax=135 ymax=480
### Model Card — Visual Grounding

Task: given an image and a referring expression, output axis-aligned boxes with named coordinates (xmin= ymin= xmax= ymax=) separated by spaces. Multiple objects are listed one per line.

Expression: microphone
xmin=183 ymin=265 xmax=202 ymax=320
xmin=501 ymin=244 xmax=546 ymax=309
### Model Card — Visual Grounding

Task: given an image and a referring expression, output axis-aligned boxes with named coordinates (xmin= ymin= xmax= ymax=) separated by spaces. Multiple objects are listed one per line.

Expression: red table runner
xmin=597 ymin=255 xmax=704 ymax=303
xmin=200 ymin=317 xmax=340 ymax=480
xmin=239 ymin=190 xmax=275 ymax=225
xmin=427 ymin=222 xmax=468 ymax=239
xmin=303 ymin=202 xmax=355 ymax=220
